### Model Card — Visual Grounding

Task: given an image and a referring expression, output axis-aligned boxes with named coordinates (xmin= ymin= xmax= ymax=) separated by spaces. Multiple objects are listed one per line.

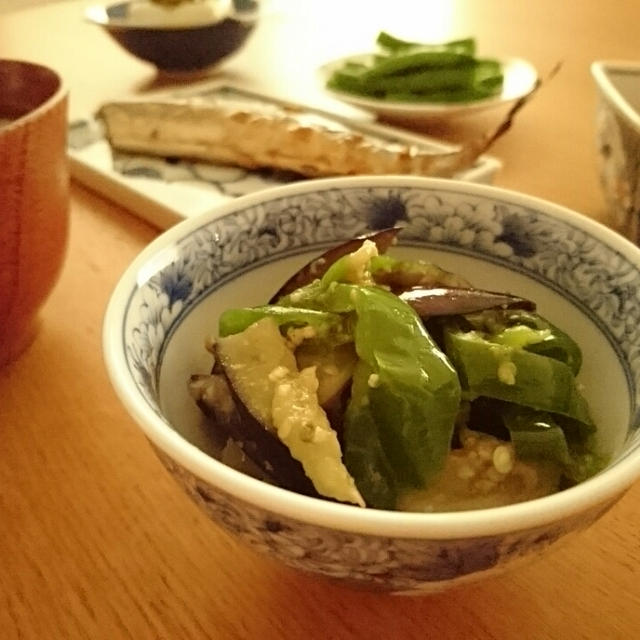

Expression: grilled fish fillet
xmin=98 ymin=81 xmax=540 ymax=178
xmin=97 ymin=97 xmax=491 ymax=178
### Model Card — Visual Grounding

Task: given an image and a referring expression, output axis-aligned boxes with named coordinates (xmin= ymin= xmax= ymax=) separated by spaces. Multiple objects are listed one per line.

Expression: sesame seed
xmin=275 ymin=383 xmax=292 ymax=397
xmin=497 ymin=360 xmax=517 ymax=385
xmin=268 ymin=366 xmax=290 ymax=382
xmin=312 ymin=427 xmax=328 ymax=443
xmin=493 ymin=445 xmax=514 ymax=474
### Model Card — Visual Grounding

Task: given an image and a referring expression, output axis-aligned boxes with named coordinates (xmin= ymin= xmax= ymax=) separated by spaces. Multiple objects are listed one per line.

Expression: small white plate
xmin=318 ymin=55 xmax=538 ymax=123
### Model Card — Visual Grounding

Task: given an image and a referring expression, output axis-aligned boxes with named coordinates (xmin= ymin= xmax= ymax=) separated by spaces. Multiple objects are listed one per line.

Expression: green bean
xmin=473 ymin=58 xmax=503 ymax=84
xmin=329 ymin=58 xmax=503 ymax=103
xmin=326 ymin=64 xmax=373 ymax=95
xmin=376 ymin=31 xmax=476 ymax=56
xmin=326 ymin=31 xmax=504 ymax=104
xmin=383 ymin=86 xmax=499 ymax=103
xmin=363 ymin=49 xmax=475 ymax=78
xmin=363 ymin=65 xmax=477 ymax=93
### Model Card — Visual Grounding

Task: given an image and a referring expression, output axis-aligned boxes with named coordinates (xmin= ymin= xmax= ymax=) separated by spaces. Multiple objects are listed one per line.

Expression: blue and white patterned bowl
xmin=85 ymin=1 xmax=258 ymax=73
xmin=103 ymin=176 xmax=640 ymax=594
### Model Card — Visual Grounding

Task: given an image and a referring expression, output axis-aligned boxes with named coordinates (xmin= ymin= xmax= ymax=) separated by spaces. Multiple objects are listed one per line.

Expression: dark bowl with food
xmin=85 ymin=0 xmax=259 ymax=73
xmin=103 ymin=176 xmax=640 ymax=593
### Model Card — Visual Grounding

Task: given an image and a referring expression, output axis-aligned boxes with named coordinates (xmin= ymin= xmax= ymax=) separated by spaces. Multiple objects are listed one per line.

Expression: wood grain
xmin=1 ymin=2 xmax=639 ymax=638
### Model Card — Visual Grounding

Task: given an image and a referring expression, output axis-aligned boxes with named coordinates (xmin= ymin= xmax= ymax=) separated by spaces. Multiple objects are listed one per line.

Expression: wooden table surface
xmin=1 ymin=1 xmax=639 ymax=638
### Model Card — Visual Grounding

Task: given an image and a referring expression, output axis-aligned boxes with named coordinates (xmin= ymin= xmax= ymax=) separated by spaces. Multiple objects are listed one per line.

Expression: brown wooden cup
xmin=0 ymin=60 xmax=70 ymax=365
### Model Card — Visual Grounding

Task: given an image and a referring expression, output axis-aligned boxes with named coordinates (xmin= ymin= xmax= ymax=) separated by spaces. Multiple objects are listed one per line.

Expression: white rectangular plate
xmin=68 ymin=84 xmax=502 ymax=230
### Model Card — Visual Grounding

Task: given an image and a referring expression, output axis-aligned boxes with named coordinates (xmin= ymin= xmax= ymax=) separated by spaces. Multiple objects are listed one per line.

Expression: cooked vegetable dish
xmin=189 ymin=230 xmax=606 ymax=511
xmin=326 ymin=32 xmax=504 ymax=104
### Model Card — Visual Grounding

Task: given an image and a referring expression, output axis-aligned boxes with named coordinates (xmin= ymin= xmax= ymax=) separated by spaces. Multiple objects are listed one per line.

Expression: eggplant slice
xmin=269 ymin=227 xmax=400 ymax=302
xmin=189 ymin=364 xmax=320 ymax=498
xmin=400 ymin=287 xmax=536 ymax=317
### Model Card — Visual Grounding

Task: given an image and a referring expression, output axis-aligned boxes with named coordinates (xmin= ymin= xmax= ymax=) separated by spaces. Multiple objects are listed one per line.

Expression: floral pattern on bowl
xmin=152 ymin=445 xmax=618 ymax=593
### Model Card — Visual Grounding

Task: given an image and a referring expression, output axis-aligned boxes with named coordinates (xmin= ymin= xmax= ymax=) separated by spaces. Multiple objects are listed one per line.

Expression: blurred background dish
xmin=591 ymin=60 xmax=640 ymax=244
xmin=68 ymin=84 xmax=502 ymax=230
xmin=319 ymin=55 xmax=538 ymax=124
xmin=85 ymin=0 xmax=259 ymax=74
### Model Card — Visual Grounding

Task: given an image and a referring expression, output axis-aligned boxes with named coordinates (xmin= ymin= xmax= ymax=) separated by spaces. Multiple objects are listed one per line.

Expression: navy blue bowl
xmin=87 ymin=1 xmax=258 ymax=72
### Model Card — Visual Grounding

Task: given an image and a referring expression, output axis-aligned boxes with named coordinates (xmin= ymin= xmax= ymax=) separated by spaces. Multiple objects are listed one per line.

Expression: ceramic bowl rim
xmin=591 ymin=60 xmax=640 ymax=134
xmin=103 ymin=175 xmax=640 ymax=539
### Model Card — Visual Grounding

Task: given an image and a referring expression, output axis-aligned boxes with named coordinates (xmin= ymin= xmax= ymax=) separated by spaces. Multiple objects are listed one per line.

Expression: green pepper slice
xmin=468 ymin=398 xmax=606 ymax=486
xmin=328 ymin=284 xmax=461 ymax=506
xmin=461 ymin=309 xmax=583 ymax=374
xmin=501 ymin=405 xmax=573 ymax=466
xmin=218 ymin=306 xmax=343 ymax=338
xmin=443 ymin=329 xmax=593 ymax=427
xmin=279 ymin=275 xmax=462 ymax=508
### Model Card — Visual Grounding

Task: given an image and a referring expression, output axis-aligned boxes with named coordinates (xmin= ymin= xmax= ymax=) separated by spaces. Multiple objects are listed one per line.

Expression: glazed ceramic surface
xmin=0 ymin=60 xmax=69 ymax=365
xmin=104 ymin=176 xmax=640 ymax=592
xmin=592 ymin=61 xmax=640 ymax=244
xmin=85 ymin=0 xmax=258 ymax=72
